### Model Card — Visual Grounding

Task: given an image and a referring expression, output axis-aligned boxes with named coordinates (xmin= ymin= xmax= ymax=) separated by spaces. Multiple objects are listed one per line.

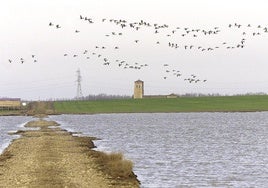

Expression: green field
xmin=53 ymin=95 xmax=268 ymax=114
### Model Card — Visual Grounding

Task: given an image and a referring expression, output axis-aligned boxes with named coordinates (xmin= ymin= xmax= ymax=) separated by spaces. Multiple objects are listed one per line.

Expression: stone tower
xmin=134 ymin=80 xmax=144 ymax=99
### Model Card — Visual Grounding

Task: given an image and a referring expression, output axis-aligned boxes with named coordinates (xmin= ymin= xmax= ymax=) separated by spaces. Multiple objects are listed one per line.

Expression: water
xmin=47 ymin=113 xmax=267 ymax=187
xmin=0 ymin=116 xmax=34 ymax=154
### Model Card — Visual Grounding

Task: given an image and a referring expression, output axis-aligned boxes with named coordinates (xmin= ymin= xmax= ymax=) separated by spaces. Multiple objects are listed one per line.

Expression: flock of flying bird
xmin=8 ymin=55 xmax=37 ymax=64
xmin=7 ymin=15 xmax=268 ymax=84
xmin=63 ymin=47 xmax=149 ymax=71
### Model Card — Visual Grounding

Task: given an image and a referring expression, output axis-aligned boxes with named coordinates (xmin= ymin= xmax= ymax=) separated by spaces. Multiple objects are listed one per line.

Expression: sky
xmin=1 ymin=0 xmax=268 ymax=100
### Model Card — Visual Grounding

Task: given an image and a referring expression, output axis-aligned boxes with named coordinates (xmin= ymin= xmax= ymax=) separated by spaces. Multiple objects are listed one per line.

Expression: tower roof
xmin=135 ymin=79 xmax=143 ymax=83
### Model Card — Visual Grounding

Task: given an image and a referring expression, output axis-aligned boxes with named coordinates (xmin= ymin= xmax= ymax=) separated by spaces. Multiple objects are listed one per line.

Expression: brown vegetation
xmin=91 ymin=151 xmax=138 ymax=180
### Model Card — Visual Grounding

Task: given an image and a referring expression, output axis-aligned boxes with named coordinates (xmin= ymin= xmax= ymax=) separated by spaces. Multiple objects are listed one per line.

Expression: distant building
xmin=0 ymin=98 xmax=21 ymax=110
xmin=166 ymin=93 xmax=178 ymax=98
xmin=133 ymin=80 xmax=144 ymax=99
xmin=133 ymin=80 xmax=178 ymax=99
xmin=143 ymin=94 xmax=178 ymax=99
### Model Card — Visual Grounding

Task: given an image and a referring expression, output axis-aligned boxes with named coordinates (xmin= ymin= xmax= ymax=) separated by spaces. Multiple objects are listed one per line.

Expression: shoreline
xmin=52 ymin=109 xmax=268 ymax=114
xmin=1 ymin=110 xmax=268 ymax=117
xmin=0 ymin=119 xmax=140 ymax=187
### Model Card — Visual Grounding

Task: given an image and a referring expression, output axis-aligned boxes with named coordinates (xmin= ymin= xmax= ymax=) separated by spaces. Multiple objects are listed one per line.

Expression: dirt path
xmin=0 ymin=119 xmax=139 ymax=187
xmin=26 ymin=101 xmax=56 ymax=116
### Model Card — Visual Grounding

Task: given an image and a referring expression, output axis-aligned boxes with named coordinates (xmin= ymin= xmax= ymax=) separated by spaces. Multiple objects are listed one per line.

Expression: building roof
xmin=0 ymin=98 xmax=21 ymax=101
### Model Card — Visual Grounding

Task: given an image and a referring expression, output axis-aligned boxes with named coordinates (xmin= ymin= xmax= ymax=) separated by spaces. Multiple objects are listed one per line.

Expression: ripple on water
xmin=0 ymin=116 xmax=34 ymax=154
xmin=49 ymin=112 xmax=268 ymax=188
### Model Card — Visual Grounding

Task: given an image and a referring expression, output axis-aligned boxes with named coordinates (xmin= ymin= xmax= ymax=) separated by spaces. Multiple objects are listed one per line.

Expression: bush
xmin=92 ymin=151 xmax=134 ymax=179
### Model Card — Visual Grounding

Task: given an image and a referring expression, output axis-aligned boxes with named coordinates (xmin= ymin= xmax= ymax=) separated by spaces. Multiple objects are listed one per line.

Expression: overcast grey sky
xmin=1 ymin=0 xmax=268 ymax=100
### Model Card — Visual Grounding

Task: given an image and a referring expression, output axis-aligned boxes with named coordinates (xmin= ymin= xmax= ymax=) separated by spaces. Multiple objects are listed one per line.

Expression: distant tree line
xmin=25 ymin=92 xmax=268 ymax=102
xmin=45 ymin=94 xmax=132 ymax=101
xmin=178 ymin=92 xmax=267 ymax=97
xmin=78 ymin=93 xmax=132 ymax=100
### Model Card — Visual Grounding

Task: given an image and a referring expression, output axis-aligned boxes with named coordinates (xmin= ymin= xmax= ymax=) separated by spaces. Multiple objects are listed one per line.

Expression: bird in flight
xmin=43 ymin=16 xmax=268 ymax=85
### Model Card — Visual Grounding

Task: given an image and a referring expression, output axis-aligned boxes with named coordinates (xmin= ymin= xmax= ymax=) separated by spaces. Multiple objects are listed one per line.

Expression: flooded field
xmin=0 ymin=116 xmax=33 ymax=153
xmin=49 ymin=112 xmax=268 ymax=188
xmin=0 ymin=113 xmax=267 ymax=187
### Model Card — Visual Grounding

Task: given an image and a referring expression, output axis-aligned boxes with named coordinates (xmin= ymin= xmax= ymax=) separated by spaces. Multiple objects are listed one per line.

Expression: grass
xmin=53 ymin=95 xmax=268 ymax=114
xmin=91 ymin=151 xmax=135 ymax=179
